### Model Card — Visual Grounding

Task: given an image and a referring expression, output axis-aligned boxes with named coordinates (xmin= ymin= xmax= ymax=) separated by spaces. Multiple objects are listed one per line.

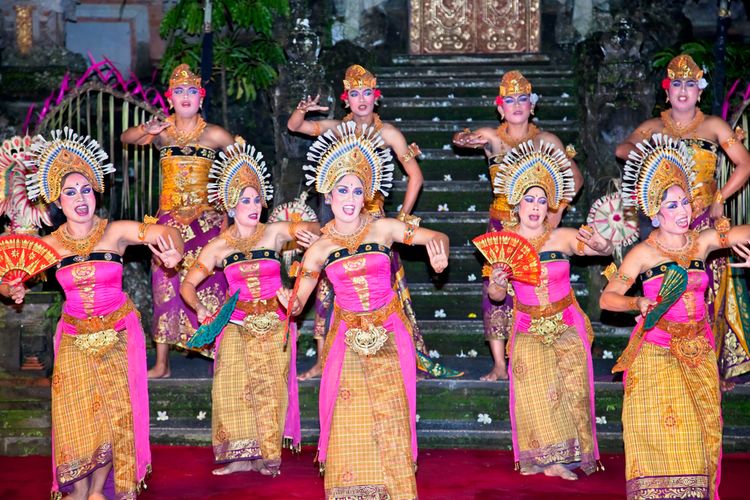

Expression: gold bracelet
xmin=565 ymin=144 xmax=577 ymax=159
xmin=311 ymin=121 xmax=321 ymax=137
xmin=627 ymin=296 xmax=640 ymax=311
xmin=714 ymin=191 xmax=724 ymax=205
xmin=397 ymin=212 xmax=421 ymax=225
xmin=575 ymin=239 xmax=586 ymax=255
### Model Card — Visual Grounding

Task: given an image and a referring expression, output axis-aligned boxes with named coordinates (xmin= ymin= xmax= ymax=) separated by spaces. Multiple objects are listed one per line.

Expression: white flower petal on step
xmin=397 ymin=204 xmax=403 ymax=211
xmin=467 ymin=349 xmax=478 ymax=358
xmin=437 ymin=203 xmax=449 ymax=212
xmin=602 ymin=350 xmax=613 ymax=360
xmin=433 ymin=309 xmax=446 ymax=319
xmin=305 ymin=348 xmax=317 ymax=358
xmin=428 ymin=349 xmax=441 ymax=358
xmin=447 ymin=93 xmax=455 ymax=98
xmin=562 ymin=116 xmax=568 ymax=122
xmin=561 ymin=92 xmax=570 ymax=98
xmin=156 ymin=411 xmax=169 ymax=422
xmin=401 ymin=175 xmax=408 ymax=182
xmin=442 ymin=144 xmax=452 ymax=150
xmin=394 ymin=118 xmax=402 ymax=122
xmin=443 ymin=174 xmax=452 ymax=182
xmin=477 ymin=413 xmax=492 ymax=424
xmin=478 ymin=173 xmax=488 ymax=182
xmin=570 ymin=274 xmax=580 ymax=282
xmin=466 ymin=118 xmax=473 ymax=122
xmin=414 ymin=95 xmax=421 ymax=99
xmin=455 ymin=350 xmax=467 ymax=358
xmin=596 ymin=416 xmax=608 ymax=425
xmin=464 ymin=240 xmax=472 ymax=247
xmin=197 ymin=411 xmax=207 ymax=421
xmin=432 ymin=117 xmax=441 ymax=122
xmin=467 ymin=273 xmax=477 ymax=282
xmin=575 ymin=288 xmax=590 ymax=297
xmin=467 ymin=205 xmax=476 ymax=212
xmin=415 ymin=413 xmax=421 ymax=422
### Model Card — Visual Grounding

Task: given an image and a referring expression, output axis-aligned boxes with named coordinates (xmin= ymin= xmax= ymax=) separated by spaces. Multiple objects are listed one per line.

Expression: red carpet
xmin=1 ymin=446 xmax=747 ymax=499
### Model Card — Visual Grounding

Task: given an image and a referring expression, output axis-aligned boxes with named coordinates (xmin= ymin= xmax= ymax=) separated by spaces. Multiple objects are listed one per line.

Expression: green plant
xmin=159 ymin=0 xmax=289 ymax=119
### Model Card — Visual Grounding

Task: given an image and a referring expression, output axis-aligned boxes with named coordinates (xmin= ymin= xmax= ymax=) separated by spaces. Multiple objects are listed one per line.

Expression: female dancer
xmin=288 ymin=63 xmax=459 ymax=380
xmin=1 ymin=128 xmax=183 ymax=499
xmin=616 ymin=54 xmax=750 ymax=381
xmin=485 ymin=141 xmax=610 ymax=479
xmin=180 ymin=143 xmax=319 ymax=476
xmin=602 ymin=134 xmax=750 ymax=499
xmin=453 ymin=70 xmax=584 ymax=381
xmin=278 ymin=123 xmax=449 ymax=498
xmin=121 ymin=64 xmax=234 ymax=378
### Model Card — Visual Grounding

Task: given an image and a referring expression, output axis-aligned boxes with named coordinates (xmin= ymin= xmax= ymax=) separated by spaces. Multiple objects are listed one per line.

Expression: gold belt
xmin=657 ymin=316 xmax=712 ymax=368
xmin=62 ymin=299 xmax=138 ymax=356
xmin=333 ymin=294 xmax=401 ymax=356
xmin=234 ymin=297 xmax=282 ymax=338
xmin=515 ymin=291 xmax=575 ymax=345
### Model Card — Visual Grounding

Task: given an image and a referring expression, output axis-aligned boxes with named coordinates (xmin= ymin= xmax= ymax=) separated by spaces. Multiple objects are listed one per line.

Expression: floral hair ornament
xmin=621 ymin=133 xmax=697 ymax=218
xmin=164 ymin=64 xmax=206 ymax=99
xmin=340 ymin=64 xmax=381 ymax=102
xmin=304 ymin=121 xmax=394 ymax=201
xmin=496 ymin=70 xmax=539 ymax=106
xmin=661 ymin=54 xmax=708 ymax=90
xmin=25 ymin=127 xmax=114 ymax=203
xmin=493 ymin=139 xmax=574 ymax=210
xmin=208 ymin=142 xmax=272 ymax=212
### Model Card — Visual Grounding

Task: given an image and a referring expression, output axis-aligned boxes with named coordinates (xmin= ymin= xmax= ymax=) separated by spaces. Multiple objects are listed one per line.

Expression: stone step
xmin=379 ymin=96 xmax=577 ymax=122
xmin=377 ymin=65 xmax=572 ymax=79
xmin=379 ymin=82 xmax=575 ymax=99
xmin=388 ymin=53 xmax=553 ymax=66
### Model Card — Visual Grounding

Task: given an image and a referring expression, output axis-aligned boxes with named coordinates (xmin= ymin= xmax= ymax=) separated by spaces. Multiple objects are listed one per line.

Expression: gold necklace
xmin=496 ymin=122 xmax=540 ymax=148
xmin=505 ymin=220 xmax=552 ymax=252
xmin=321 ymin=213 xmax=372 ymax=254
xmin=342 ymin=112 xmax=384 ymax=132
xmin=646 ymin=229 xmax=698 ymax=268
xmin=661 ymin=109 xmax=704 ymax=139
xmin=163 ymin=114 xmax=207 ymax=147
xmin=223 ymin=224 xmax=266 ymax=256
xmin=52 ymin=217 xmax=108 ymax=258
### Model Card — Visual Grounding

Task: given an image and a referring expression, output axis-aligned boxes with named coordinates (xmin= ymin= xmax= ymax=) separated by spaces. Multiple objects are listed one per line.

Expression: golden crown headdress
xmin=666 ymin=54 xmax=704 ymax=81
xmin=493 ymin=140 xmax=574 ymax=210
xmin=499 ymin=70 xmax=532 ymax=97
xmin=169 ymin=63 xmax=202 ymax=90
xmin=25 ymin=127 xmax=114 ymax=203
xmin=621 ymin=133 xmax=696 ymax=218
xmin=208 ymin=142 xmax=272 ymax=212
xmin=304 ymin=122 xmax=393 ymax=201
xmin=342 ymin=64 xmax=377 ymax=91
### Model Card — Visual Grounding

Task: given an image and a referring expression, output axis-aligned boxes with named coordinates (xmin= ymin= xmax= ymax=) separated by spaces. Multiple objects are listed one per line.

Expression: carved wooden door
xmin=409 ymin=0 xmax=541 ymax=54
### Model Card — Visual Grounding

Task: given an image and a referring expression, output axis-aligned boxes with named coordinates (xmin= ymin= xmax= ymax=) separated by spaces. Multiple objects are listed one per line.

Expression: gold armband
xmin=400 ymin=142 xmax=422 ymax=163
xmin=289 ymin=261 xmax=320 ymax=280
xmin=565 ymin=144 xmax=577 ymax=159
xmin=138 ymin=215 xmax=158 ymax=241
xmin=191 ymin=260 xmax=212 ymax=276
xmin=601 ymin=262 xmax=617 ymax=281
xmin=616 ymin=272 xmax=635 ymax=287
xmin=715 ymin=216 xmax=731 ymax=248
xmin=721 ymin=126 xmax=745 ymax=149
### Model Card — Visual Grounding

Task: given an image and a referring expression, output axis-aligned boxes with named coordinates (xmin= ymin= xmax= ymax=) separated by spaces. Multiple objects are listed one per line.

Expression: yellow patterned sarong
xmin=623 ymin=342 xmax=722 ymax=500
xmin=212 ymin=321 xmax=289 ymax=473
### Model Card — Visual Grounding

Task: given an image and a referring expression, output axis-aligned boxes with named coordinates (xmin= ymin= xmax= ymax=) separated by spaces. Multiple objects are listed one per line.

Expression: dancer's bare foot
xmin=212 ymin=461 xmax=255 ymax=475
xmin=147 ymin=365 xmax=171 ymax=379
xmin=480 ymin=364 xmax=508 ymax=381
xmin=87 ymin=493 xmax=107 ymax=500
xmin=298 ymin=361 xmax=322 ymax=381
xmin=520 ymin=465 xmax=543 ymax=475
xmin=720 ymin=379 xmax=736 ymax=392
xmin=544 ymin=464 xmax=578 ymax=480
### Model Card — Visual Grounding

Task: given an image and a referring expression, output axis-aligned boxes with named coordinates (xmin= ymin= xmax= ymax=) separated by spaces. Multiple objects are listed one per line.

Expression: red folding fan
xmin=472 ymin=231 xmax=541 ymax=285
xmin=0 ymin=235 xmax=60 ymax=284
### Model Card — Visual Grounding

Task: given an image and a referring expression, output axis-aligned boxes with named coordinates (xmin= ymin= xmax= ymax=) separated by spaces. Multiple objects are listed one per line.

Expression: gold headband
xmin=622 ymin=134 xmax=696 ymax=218
xmin=169 ymin=63 xmax=202 ymax=90
xmin=25 ymin=127 xmax=114 ymax=203
xmin=342 ymin=64 xmax=377 ymax=91
xmin=666 ymin=54 xmax=703 ymax=81
xmin=493 ymin=140 xmax=574 ymax=210
xmin=499 ymin=70 xmax=532 ymax=97
xmin=304 ymin=122 xmax=393 ymax=201
xmin=208 ymin=142 xmax=272 ymax=212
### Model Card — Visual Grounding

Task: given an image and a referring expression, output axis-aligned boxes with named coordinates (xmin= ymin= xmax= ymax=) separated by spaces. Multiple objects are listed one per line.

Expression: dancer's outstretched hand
xmin=296 ymin=229 xmax=320 ymax=249
xmin=730 ymin=240 xmax=750 ymax=268
xmin=490 ymin=266 xmax=509 ymax=289
xmin=635 ymin=297 xmax=657 ymax=316
xmin=149 ymin=235 xmax=182 ymax=269
xmin=2 ymin=277 xmax=26 ymax=304
xmin=453 ymin=129 xmax=488 ymax=148
xmin=296 ymin=94 xmax=329 ymax=114
xmin=426 ymin=239 xmax=448 ymax=273
xmin=143 ymin=118 xmax=172 ymax=135
xmin=577 ymin=226 xmax=611 ymax=254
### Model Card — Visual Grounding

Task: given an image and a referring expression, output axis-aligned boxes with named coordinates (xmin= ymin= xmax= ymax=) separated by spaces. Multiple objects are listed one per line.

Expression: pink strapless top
xmin=639 ymin=260 xmax=711 ymax=346
xmin=55 ymin=252 xmax=126 ymax=319
xmin=222 ymin=249 xmax=284 ymax=322
xmin=511 ymin=251 xmax=572 ymax=306
xmin=324 ymin=243 xmax=394 ymax=313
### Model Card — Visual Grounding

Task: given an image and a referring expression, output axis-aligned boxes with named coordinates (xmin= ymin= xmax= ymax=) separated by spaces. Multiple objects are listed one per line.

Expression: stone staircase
xmin=2 ymin=54 xmax=750 ymax=458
